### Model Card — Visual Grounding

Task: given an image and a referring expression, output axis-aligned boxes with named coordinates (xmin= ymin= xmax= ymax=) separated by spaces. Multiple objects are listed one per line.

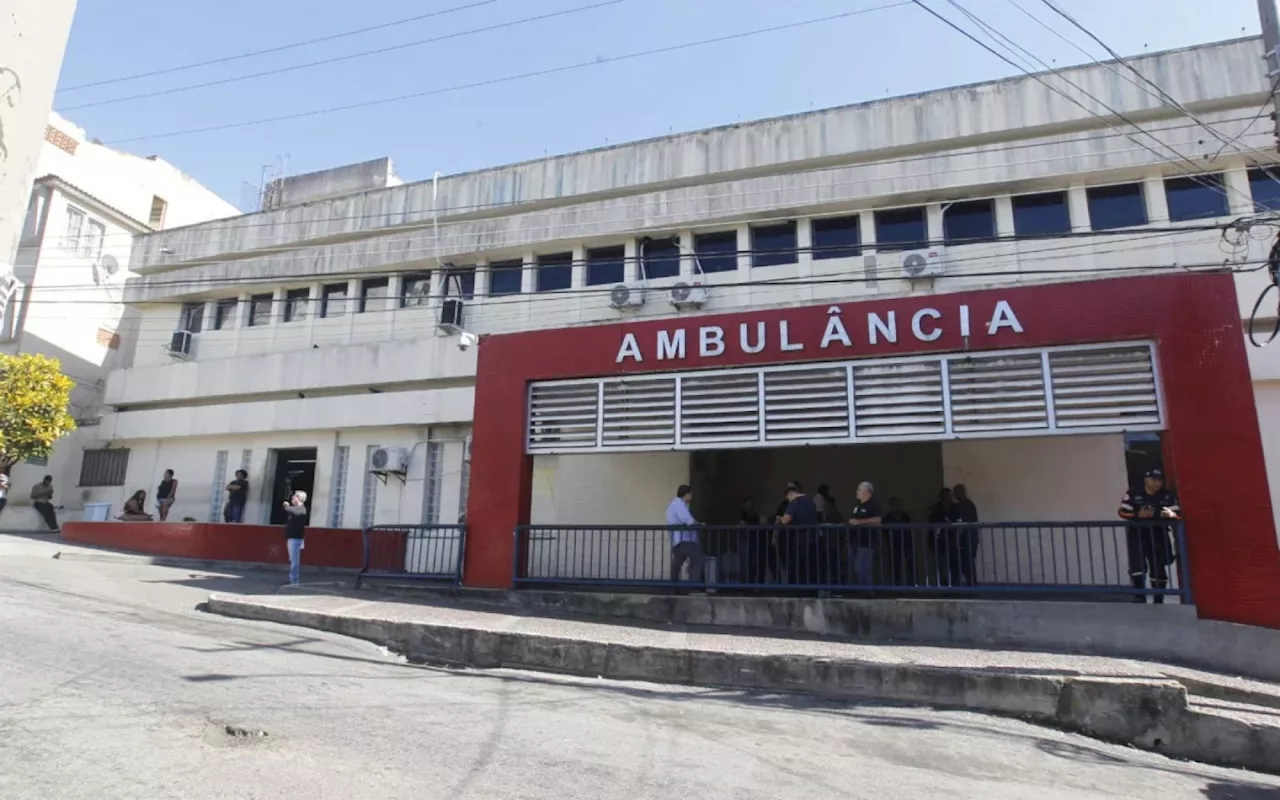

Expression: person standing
xmin=883 ymin=497 xmax=915 ymax=586
xmin=740 ymin=495 xmax=775 ymax=584
xmin=0 ymin=472 xmax=9 ymax=519
xmin=846 ymin=482 xmax=883 ymax=585
xmin=1118 ymin=469 xmax=1180 ymax=604
xmin=929 ymin=487 xmax=956 ymax=586
xmin=30 ymin=475 xmax=59 ymax=532
xmin=951 ymin=484 xmax=980 ymax=587
xmin=778 ymin=482 xmax=821 ymax=585
xmin=814 ymin=483 xmax=843 ymax=584
xmin=224 ymin=470 xmax=249 ymax=523
xmin=282 ymin=490 xmax=308 ymax=586
xmin=156 ymin=470 xmax=178 ymax=522
xmin=666 ymin=484 xmax=705 ymax=586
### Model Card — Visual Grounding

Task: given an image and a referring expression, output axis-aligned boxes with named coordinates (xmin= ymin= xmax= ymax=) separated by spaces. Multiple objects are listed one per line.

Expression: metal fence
xmin=513 ymin=522 xmax=1192 ymax=602
xmin=356 ymin=524 xmax=467 ymax=589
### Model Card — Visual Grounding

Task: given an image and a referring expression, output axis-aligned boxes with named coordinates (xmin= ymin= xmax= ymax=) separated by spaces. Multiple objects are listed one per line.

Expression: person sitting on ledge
xmin=117 ymin=490 xmax=154 ymax=521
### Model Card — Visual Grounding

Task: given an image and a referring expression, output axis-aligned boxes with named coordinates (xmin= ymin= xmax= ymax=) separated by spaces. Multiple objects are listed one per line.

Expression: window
xmin=83 ymin=219 xmax=105 ymax=259
xmin=213 ymin=298 xmax=238 ymax=330
xmin=149 ymin=195 xmax=168 ymax=228
xmin=694 ymin=231 xmax=739 ymax=273
xmin=283 ymin=288 xmax=310 ymax=322
xmin=488 ymin=259 xmax=523 ymax=296
xmin=585 ymin=246 xmax=625 ymax=286
xmin=1012 ymin=192 xmax=1071 ymax=237
xmin=1164 ymin=174 xmax=1228 ymax=222
xmin=536 ymin=252 xmax=573 ymax=292
xmin=79 ymin=448 xmax=129 ymax=487
xmin=64 ymin=206 xmax=85 ymax=250
xmin=1249 ymin=167 xmax=1280 ymax=212
xmin=444 ymin=266 xmax=476 ymax=299
xmin=179 ymin=301 xmax=204 ymax=333
xmin=400 ymin=272 xmax=431 ymax=307
xmin=1087 ymin=183 xmax=1147 ymax=230
xmin=751 ymin=222 xmax=798 ymax=267
xmin=248 ymin=293 xmax=273 ymax=326
xmin=811 ymin=216 xmax=860 ymax=260
xmin=875 ymin=207 xmax=927 ymax=251
xmin=358 ymin=278 xmax=389 ymax=313
xmin=943 ymin=199 xmax=996 ymax=243
xmin=320 ymin=283 xmax=349 ymax=317
xmin=640 ymin=237 xmax=680 ymax=279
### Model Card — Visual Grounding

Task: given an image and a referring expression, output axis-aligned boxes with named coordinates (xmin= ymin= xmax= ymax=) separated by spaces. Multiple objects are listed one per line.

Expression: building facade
xmin=101 ymin=37 xmax=1280 ymax=625
xmin=0 ymin=114 xmax=238 ymax=530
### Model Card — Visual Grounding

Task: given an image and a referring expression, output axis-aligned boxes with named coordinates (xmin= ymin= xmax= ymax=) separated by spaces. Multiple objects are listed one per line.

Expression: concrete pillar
xmin=474 ymin=259 xmax=490 ymax=297
xmin=678 ymin=228 xmax=695 ymax=278
xmin=796 ymin=217 xmax=814 ymax=302
xmin=994 ymin=196 xmax=1015 ymax=238
xmin=387 ymin=275 xmax=403 ymax=311
xmin=860 ymin=210 xmax=877 ymax=250
xmin=926 ymin=203 xmax=944 ymax=244
xmin=1144 ymin=174 xmax=1170 ymax=224
xmin=520 ymin=250 xmax=535 ymax=293
xmin=1225 ymin=165 xmax=1254 ymax=215
xmin=305 ymin=281 xmax=321 ymax=341
xmin=623 ymin=239 xmax=639 ymax=283
xmin=736 ymin=224 xmax=752 ymax=276
xmin=1067 ymin=185 xmax=1091 ymax=232
xmin=571 ymin=244 xmax=587 ymax=287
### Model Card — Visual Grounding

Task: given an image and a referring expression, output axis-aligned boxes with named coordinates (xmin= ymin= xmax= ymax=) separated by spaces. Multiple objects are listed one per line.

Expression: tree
xmin=0 ymin=353 xmax=76 ymax=474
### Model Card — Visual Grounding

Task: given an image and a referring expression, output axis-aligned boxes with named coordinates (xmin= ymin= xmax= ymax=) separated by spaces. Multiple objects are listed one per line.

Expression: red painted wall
xmin=60 ymin=522 xmax=403 ymax=571
xmin=466 ymin=273 xmax=1280 ymax=628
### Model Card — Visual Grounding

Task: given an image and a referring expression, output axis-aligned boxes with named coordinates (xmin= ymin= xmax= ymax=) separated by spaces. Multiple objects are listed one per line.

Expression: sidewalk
xmin=205 ymin=589 xmax=1280 ymax=776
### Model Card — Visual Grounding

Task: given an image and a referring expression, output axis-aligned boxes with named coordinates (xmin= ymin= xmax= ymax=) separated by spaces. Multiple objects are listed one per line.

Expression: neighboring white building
xmin=96 ymin=37 xmax=1280 ymax=541
xmin=0 ymin=113 xmax=238 ymax=530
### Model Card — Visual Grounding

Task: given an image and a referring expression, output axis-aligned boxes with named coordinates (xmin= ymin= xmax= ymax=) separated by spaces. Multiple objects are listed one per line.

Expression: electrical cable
xmin=104 ymin=3 xmax=913 ymax=145
xmin=1247 ymin=230 xmax=1280 ymax=347
xmin=59 ymin=0 xmax=631 ymax=112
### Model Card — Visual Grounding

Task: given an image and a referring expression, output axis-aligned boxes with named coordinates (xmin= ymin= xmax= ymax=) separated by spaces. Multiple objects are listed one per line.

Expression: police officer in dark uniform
xmin=1117 ymin=469 xmax=1181 ymax=604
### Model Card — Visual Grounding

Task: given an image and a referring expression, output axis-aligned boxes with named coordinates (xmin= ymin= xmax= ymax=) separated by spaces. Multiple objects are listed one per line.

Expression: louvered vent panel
xmin=679 ymin=372 xmax=761 ymax=444
xmin=853 ymin=360 xmax=945 ymax=437
xmin=527 ymin=382 xmax=599 ymax=452
xmin=601 ymin=378 xmax=676 ymax=448
xmin=1048 ymin=345 xmax=1160 ymax=428
xmin=948 ymin=353 xmax=1049 ymax=433
xmin=764 ymin=367 xmax=850 ymax=441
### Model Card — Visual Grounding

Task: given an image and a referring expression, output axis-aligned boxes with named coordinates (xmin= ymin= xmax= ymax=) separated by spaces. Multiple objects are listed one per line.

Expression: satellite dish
xmin=99 ymin=254 xmax=120 ymax=277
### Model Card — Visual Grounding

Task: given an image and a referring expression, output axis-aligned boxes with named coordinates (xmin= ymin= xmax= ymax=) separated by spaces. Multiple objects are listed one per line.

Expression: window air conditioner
xmin=609 ymin=282 xmax=646 ymax=310
xmin=168 ymin=330 xmax=194 ymax=359
xmin=369 ymin=446 xmax=411 ymax=474
xmin=669 ymin=281 xmax=708 ymax=309
xmin=900 ymin=248 xmax=946 ymax=279
xmin=439 ymin=297 xmax=464 ymax=332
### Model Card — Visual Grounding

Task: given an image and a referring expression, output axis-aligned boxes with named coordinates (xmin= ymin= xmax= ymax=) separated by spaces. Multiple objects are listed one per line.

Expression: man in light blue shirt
xmin=666 ymin=484 xmax=705 ymax=584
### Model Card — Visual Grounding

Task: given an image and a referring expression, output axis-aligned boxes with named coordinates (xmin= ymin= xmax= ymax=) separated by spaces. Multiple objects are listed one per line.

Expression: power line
xmin=59 ymin=0 xmax=631 ymax=112
xmin=105 ymin=3 xmax=913 ymax=145
xmin=56 ymin=0 xmax=509 ymax=93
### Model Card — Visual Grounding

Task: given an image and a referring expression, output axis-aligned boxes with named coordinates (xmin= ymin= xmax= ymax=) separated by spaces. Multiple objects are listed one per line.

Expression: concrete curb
xmin=54 ymin=550 xmax=357 ymax=577
xmin=206 ymin=594 xmax=1280 ymax=775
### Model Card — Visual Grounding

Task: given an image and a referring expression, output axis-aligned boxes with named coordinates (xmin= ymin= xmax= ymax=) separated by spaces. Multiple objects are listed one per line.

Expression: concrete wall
xmin=264 ymin=157 xmax=400 ymax=210
xmin=1255 ymin=381 xmax=1280 ymax=549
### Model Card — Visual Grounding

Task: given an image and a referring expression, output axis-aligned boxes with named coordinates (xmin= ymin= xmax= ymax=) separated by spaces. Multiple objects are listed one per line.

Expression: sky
xmin=52 ymin=0 xmax=1264 ymax=209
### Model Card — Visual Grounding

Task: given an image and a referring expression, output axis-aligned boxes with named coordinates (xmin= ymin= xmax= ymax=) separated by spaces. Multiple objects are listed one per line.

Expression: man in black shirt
xmin=778 ymin=482 xmax=820 ymax=585
xmin=883 ymin=497 xmax=915 ymax=586
xmin=949 ymin=484 xmax=980 ymax=587
xmin=846 ymin=481 xmax=882 ymax=586
xmin=1118 ymin=469 xmax=1181 ymax=604
xmin=224 ymin=470 xmax=250 ymax=523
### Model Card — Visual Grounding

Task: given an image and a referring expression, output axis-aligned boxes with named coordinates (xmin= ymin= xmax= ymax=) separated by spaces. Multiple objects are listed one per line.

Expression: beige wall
xmin=1254 ymin=382 xmax=1280 ymax=550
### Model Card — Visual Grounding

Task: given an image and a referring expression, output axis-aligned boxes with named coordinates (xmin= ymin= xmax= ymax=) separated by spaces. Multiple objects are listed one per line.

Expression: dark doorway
xmin=1123 ymin=433 xmax=1165 ymax=490
xmin=269 ymin=448 xmax=318 ymax=524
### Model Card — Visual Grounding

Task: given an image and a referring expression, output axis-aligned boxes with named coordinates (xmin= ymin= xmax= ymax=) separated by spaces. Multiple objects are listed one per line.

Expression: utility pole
xmin=1260 ymin=0 xmax=1280 ymax=150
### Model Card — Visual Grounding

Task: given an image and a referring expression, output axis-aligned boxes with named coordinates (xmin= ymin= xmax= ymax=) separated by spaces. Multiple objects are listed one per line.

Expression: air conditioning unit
xmin=369 ymin=446 xmax=411 ymax=474
xmin=669 ymin=281 xmax=708 ymax=309
xmin=168 ymin=330 xmax=194 ymax=359
xmin=900 ymin=247 xmax=946 ymax=279
xmin=439 ymin=297 xmax=464 ymax=332
xmin=609 ymin=282 xmax=646 ymax=310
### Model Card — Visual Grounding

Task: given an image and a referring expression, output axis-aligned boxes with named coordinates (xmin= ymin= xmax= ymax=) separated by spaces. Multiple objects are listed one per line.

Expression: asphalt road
xmin=1 ymin=536 xmax=1278 ymax=800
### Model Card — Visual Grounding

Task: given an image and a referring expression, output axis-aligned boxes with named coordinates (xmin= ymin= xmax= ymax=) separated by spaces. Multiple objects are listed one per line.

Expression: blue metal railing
xmin=356 ymin=523 xmax=467 ymax=589
xmin=513 ymin=521 xmax=1192 ymax=603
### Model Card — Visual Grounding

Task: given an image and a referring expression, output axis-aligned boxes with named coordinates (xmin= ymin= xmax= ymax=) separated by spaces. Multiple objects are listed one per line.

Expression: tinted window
xmin=585 ymin=246 xmax=625 ymax=286
xmin=248 ymin=293 xmax=273 ymax=326
xmin=1087 ymin=183 xmax=1147 ymax=230
xmin=489 ymin=260 xmax=523 ymax=296
xmin=400 ymin=272 xmax=431 ymax=307
xmin=1249 ymin=167 xmax=1280 ymax=212
xmin=694 ymin=231 xmax=738 ymax=273
xmin=641 ymin=237 xmax=680 ymax=279
xmin=283 ymin=288 xmax=310 ymax=322
xmin=943 ymin=199 xmax=995 ymax=243
xmin=179 ymin=301 xmax=204 ymax=333
xmin=213 ymin=298 xmax=238 ymax=330
xmin=811 ymin=216 xmax=860 ymax=260
xmin=1012 ymin=192 xmax=1071 ymax=237
xmin=1164 ymin=174 xmax=1228 ymax=222
xmin=321 ymin=283 xmax=348 ymax=317
xmin=359 ymin=278 xmax=390 ymax=313
xmin=445 ymin=267 xmax=476 ymax=299
xmin=751 ymin=222 xmax=798 ymax=267
xmin=875 ymin=207 xmax=927 ymax=251
xmin=536 ymin=252 xmax=573 ymax=292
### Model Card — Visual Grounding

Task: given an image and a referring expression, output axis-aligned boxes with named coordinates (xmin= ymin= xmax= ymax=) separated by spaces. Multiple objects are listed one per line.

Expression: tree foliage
xmin=0 ymin=353 xmax=77 ymax=473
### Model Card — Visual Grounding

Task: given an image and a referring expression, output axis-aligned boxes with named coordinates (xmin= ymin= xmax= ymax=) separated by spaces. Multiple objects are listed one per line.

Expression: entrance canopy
xmin=527 ymin=342 xmax=1162 ymax=454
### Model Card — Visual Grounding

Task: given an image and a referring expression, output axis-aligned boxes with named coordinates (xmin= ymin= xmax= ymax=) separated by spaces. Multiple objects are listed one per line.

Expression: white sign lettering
xmin=613 ymin=299 xmax=1024 ymax=363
